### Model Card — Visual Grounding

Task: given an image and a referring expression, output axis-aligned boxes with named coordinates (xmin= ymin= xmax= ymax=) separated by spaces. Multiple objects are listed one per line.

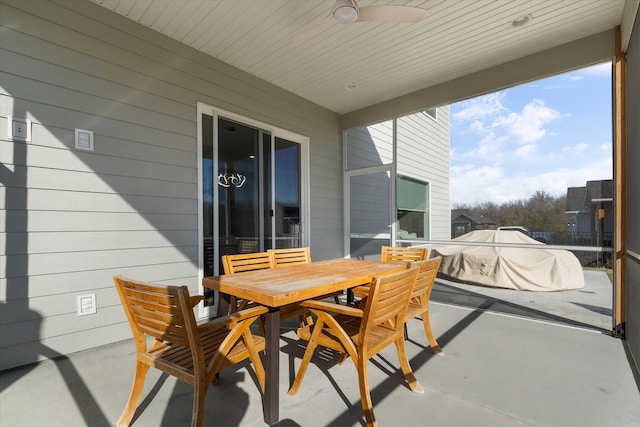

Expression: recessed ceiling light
xmin=345 ymin=83 xmax=358 ymax=91
xmin=511 ymin=14 xmax=533 ymax=28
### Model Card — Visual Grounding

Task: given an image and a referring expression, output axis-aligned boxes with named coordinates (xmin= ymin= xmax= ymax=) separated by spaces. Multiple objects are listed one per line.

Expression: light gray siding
xmin=0 ymin=0 xmax=342 ymax=370
xmin=345 ymin=107 xmax=450 ymax=249
xmin=625 ymin=9 xmax=640 ymax=376
xmin=397 ymin=107 xmax=450 ymax=240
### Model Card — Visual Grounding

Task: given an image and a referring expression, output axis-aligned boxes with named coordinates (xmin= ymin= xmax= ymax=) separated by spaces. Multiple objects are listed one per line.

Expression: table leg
xmin=263 ymin=307 xmax=280 ymax=425
xmin=216 ymin=292 xmax=231 ymax=317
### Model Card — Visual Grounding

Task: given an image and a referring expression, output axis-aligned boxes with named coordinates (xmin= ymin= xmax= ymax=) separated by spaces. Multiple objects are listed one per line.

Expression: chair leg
xmin=191 ymin=378 xmax=208 ymax=427
xmin=421 ymin=312 xmax=442 ymax=354
xmin=244 ymin=332 xmax=266 ymax=392
xmin=394 ymin=338 xmax=423 ymax=394
xmin=257 ymin=316 xmax=266 ymax=338
xmin=357 ymin=358 xmax=378 ymax=427
xmin=288 ymin=320 xmax=324 ymax=396
xmin=116 ymin=362 xmax=150 ymax=427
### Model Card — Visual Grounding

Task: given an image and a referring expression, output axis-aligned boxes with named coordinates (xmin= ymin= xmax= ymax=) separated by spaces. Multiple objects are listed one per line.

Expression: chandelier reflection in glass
xmin=217 ymin=173 xmax=246 ymax=188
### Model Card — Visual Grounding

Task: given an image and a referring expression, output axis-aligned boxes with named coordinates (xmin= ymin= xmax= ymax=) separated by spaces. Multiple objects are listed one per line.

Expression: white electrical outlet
xmin=8 ymin=117 xmax=31 ymax=141
xmin=77 ymin=294 xmax=97 ymax=316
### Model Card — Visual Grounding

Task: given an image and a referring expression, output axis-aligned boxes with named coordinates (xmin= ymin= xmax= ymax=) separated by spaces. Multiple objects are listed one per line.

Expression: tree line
xmin=454 ymin=190 xmax=569 ymax=241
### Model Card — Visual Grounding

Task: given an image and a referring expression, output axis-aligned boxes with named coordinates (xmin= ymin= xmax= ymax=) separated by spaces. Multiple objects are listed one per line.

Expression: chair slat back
xmin=269 ymin=247 xmax=311 ymax=267
xmin=380 ymin=246 xmax=429 ymax=263
xmin=408 ymin=256 xmax=442 ymax=299
xmin=114 ymin=276 xmax=196 ymax=349
xmin=238 ymin=240 xmax=258 ymax=254
xmin=222 ymin=252 xmax=274 ymax=274
xmin=361 ymin=266 xmax=419 ymax=338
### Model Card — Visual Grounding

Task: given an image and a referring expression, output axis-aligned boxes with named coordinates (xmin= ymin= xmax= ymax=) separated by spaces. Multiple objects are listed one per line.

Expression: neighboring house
xmin=565 ymin=180 xmax=613 ymax=247
xmin=451 ymin=209 xmax=497 ymax=238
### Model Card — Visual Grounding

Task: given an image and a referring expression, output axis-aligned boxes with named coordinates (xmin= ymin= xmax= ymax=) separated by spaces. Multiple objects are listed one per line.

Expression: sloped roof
xmin=451 ymin=210 xmax=496 ymax=225
xmin=586 ymin=179 xmax=613 ymax=202
xmin=566 ymin=186 xmax=588 ymax=212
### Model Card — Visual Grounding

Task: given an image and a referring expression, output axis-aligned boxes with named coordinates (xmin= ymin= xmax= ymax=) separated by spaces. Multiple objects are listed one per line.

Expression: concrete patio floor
xmin=2 ymin=297 xmax=640 ymax=427
xmin=431 ymin=270 xmax=614 ymax=332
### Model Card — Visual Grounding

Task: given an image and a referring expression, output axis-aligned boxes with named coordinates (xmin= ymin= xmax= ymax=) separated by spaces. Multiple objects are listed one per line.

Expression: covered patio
xmin=2 ymin=1 xmax=640 ymax=425
xmin=2 ymin=300 xmax=639 ymax=427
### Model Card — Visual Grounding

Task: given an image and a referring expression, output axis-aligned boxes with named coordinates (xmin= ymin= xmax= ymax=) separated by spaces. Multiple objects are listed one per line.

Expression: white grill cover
xmin=432 ymin=230 xmax=585 ymax=291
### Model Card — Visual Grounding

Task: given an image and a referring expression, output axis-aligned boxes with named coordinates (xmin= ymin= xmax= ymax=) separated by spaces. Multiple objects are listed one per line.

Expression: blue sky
xmin=449 ymin=62 xmax=613 ymax=206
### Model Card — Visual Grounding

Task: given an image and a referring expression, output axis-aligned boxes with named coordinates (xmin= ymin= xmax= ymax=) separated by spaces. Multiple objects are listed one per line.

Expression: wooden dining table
xmin=202 ymin=258 xmax=407 ymax=425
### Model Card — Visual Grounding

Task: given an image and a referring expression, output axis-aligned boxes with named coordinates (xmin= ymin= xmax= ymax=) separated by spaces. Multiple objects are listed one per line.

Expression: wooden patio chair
xmin=222 ymin=251 xmax=275 ymax=313
xmin=288 ymin=266 xmax=422 ymax=427
xmin=269 ymin=247 xmax=312 ymax=267
xmin=380 ymin=245 xmax=429 ymax=263
xmin=269 ymin=247 xmax=343 ymax=304
xmin=350 ymin=245 xmax=429 ymax=303
xmin=113 ymin=275 xmax=267 ymax=427
xmin=222 ymin=251 xmax=308 ymax=328
xmin=404 ymin=257 xmax=443 ymax=353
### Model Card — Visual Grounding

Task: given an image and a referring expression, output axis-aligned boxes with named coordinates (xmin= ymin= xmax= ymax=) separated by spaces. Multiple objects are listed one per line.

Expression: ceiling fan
xmin=292 ymin=0 xmax=428 ymax=41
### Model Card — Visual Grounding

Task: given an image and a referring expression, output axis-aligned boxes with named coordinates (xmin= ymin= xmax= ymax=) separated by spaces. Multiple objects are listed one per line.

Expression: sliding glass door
xmin=199 ymin=106 xmax=304 ymax=316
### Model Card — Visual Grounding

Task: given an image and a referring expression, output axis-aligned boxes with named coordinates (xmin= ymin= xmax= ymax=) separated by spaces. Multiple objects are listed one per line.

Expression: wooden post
xmin=614 ymin=25 xmax=627 ymax=337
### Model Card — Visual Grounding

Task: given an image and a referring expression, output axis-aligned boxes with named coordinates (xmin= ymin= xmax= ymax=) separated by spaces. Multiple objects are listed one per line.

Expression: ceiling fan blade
xmin=291 ymin=16 xmax=333 ymax=41
xmin=357 ymin=5 xmax=427 ymax=23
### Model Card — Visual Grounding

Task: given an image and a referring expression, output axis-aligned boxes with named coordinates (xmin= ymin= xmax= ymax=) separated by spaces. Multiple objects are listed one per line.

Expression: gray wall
xmin=626 ymin=10 xmax=640 ymax=374
xmin=345 ymin=108 xmax=450 ymax=246
xmin=0 ymin=0 xmax=342 ymax=370
xmin=397 ymin=107 xmax=450 ymax=240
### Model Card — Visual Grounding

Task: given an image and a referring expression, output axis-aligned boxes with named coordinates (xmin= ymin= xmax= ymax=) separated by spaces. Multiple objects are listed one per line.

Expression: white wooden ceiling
xmin=92 ymin=0 xmax=626 ymax=114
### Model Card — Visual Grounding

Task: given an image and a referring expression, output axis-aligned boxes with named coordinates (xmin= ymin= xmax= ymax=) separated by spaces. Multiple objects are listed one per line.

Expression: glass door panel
xmin=217 ymin=118 xmax=261 ymax=257
xmin=348 ymin=168 xmax=392 ymax=260
xmin=273 ymin=137 xmax=301 ymax=249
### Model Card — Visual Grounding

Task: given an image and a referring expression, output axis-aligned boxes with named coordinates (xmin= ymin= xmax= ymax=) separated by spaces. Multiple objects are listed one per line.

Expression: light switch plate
xmin=75 ymin=128 xmax=94 ymax=151
xmin=8 ymin=117 xmax=31 ymax=141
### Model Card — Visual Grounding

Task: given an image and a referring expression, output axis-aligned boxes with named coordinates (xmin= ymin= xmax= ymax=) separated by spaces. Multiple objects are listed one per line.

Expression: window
xmin=397 ymin=175 xmax=429 ymax=240
xmin=423 ymin=108 xmax=437 ymax=121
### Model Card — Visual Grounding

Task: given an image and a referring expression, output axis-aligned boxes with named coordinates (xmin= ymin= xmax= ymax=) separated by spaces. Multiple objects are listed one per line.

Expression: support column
xmin=613 ymin=25 xmax=627 ymax=337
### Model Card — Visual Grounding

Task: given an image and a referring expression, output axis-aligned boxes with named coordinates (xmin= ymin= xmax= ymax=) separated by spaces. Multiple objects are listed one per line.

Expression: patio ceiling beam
xmin=340 ymin=30 xmax=615 ymax=130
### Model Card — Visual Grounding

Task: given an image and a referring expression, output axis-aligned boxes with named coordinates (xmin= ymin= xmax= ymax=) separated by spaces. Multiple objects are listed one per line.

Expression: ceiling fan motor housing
xmin=333 ymin=0 xmax=359 ymax=24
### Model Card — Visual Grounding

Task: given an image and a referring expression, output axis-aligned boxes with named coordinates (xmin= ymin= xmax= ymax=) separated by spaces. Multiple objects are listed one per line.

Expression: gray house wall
xmin=626 ymin=10 xmax=640 ymax=375
xmin=0 ymin=0 xmax=342 ymax=370
xmin=345 ymin=107 xmax=450 ymax=253
xmin=397 ymin=107 xmax=450 ymax=241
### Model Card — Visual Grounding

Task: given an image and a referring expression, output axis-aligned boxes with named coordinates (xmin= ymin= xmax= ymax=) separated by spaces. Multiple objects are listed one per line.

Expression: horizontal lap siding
xmin=397 ymin=107 xmax=451 ymax=240
xmin=0 ymin=0 xmax=341 ymax=369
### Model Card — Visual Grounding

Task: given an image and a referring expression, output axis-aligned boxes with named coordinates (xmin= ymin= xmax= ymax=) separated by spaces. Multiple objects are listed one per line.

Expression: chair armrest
xmin=350 ymin=285 xmax=370 ymax=298
xmin=190 ymin=295 xmax=204 ymax=307
xmin=199 ymin=306 xmax=268 ymax=332
xmin=301 ymin=299 xmax=363 ymax=318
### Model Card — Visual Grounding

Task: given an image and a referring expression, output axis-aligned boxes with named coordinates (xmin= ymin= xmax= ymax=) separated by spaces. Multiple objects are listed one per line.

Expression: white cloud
xmin=493 ymin=99 xmax=563 ymax=144
xmin=452 ymin=156 xmax=613 ymax=206
xmin=462 ymin=131 xmax=506 ymax=158
xmin=515 ymin=144 xmax=537 ymax=157
xmin=452 ymin=92 xmax=507 ymax=123
xmin=562 ymin=143 xmax=589 ymax=153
